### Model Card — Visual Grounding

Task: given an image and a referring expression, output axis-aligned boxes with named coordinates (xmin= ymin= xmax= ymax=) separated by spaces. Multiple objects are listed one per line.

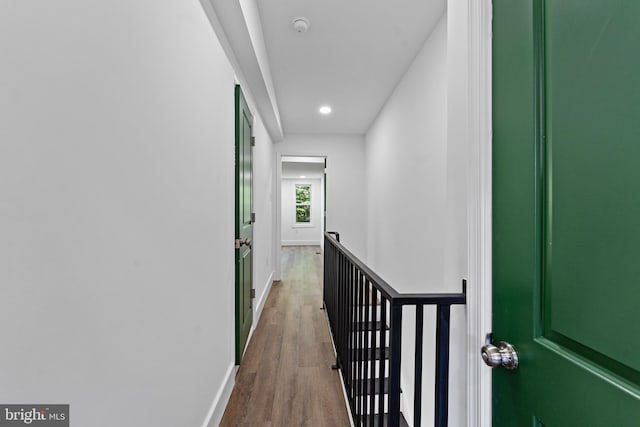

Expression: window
xmin=295 ymin=184 xmax=311 ymax=223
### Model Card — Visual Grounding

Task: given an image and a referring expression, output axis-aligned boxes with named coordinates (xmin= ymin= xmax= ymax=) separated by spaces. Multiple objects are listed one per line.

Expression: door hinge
xmin=251 ymin=136 xmax=255 ymax=147
xmin=250 ymin=288 xmax=256 ymax=299
xmin=251 ymin=212 xmax=256 ymax=223
xmin=235 ymin=239 xmax=241 ymax=249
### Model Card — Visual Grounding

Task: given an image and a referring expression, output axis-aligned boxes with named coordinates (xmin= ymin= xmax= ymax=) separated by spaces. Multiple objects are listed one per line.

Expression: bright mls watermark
xmin=0 ymin=405 xmax=68 ymax=426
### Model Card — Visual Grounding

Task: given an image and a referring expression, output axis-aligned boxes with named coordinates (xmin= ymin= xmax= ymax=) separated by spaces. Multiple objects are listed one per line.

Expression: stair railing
xmin=323 ymin=232 xmax=466 ymax=427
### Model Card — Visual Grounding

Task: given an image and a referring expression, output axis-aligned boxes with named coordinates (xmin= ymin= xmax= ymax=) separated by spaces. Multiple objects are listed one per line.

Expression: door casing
xmin=460 ymin=1 xmax=494 ymax=426
xmin=274 ymin=153 xmax=327 ymax=282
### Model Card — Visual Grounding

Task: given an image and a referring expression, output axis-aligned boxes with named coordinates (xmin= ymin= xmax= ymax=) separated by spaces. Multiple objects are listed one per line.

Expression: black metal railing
xmin=323 ymin=232 xmax=466 ymax=427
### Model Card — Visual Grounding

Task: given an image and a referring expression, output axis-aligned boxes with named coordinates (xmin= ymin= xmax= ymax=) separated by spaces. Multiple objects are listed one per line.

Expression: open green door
xmin=493 ymin=0 xmax=640 ymax=425
xmin=235 ymin=85 xmax=253 ymax=365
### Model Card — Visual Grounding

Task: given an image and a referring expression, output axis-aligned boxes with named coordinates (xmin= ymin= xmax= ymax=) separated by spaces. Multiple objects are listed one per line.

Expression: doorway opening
xmin=275 ymin=154 xmax=327 ymax=280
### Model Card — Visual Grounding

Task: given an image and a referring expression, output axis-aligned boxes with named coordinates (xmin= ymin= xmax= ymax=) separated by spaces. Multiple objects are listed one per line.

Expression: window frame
xmin=293 ymin=183 xmax=313 ymax=227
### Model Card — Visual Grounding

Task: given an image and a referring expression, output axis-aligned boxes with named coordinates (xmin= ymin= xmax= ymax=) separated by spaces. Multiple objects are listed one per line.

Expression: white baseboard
xmin=255 ymin=271 xmax=274 ymax=322
xmin=245 ymin=271 xmax=276 ymax=361
xmin=201 ymin=273 xmax=275 ymax=427
xmin=202 ymin=363 xmax=236 ymax=427
xmin=400 ymin=373 xmax=413 ymax=427
xmin=281 ymin=240 xmax=321 ymax=246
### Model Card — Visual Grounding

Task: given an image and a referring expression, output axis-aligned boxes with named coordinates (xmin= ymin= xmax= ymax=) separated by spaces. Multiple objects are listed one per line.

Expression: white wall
xmin=276 ymin=134 xmax=366 ymax=259
xmin=281 ymin=178 xmax=322 ymax=245
xmin=445 ymin=0 xmax=470 ymax=291
xmin=366 ymin=16 xmax=448 ymax=291
xmin=364 ymin=13 xmax=468 ymax=427
xmin=0 ymin=2 xmax=275 ymax=426
xmin=250 ymin=114 xmax=277 ymax=329
xmin=444 ymin=2 xmax=471 ymax=424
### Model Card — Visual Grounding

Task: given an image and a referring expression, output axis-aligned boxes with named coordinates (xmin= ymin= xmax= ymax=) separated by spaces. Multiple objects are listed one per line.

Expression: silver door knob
xmin=235 ymin=238 xmax=252 ymax=249
xmin=481 ymin=341 xmax=518 ymax=370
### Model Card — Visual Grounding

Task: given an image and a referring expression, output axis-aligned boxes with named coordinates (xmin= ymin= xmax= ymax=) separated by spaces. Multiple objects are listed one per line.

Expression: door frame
xmin=465 ymin=0 xmax=493 ymax=426
xmin=274 ymin=152 xmax=327 ymax=282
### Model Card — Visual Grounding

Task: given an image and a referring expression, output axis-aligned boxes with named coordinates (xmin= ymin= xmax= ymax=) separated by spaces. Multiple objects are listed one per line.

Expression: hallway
xmin=220 ymin=246 xmax=350 ymax=426
xmin=0 ymin=2 xmax=483 ymax=426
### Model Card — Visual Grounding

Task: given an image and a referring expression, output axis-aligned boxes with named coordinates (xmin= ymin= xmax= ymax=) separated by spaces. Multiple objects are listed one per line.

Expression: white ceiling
xmin=282 ymin=161 xmax=325 ymax=179
xmin=256 ymin=0 xmax=446 ymax=135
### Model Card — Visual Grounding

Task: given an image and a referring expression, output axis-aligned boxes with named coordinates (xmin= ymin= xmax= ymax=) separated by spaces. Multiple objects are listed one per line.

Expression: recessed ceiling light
xmin=319 ymin=105 xmax=332 ymax=115
xmin=300 ymin=175 xmax=306 ymax=178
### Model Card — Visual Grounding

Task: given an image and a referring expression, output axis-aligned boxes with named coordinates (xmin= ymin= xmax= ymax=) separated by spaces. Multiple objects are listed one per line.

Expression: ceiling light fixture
xmin=292 ymin=17 xmax=310 ymax=33
xmin=319 ymin=105 xmax=332 ymax=115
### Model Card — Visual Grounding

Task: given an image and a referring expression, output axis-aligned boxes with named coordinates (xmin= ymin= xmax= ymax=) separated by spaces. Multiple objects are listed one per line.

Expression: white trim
xmin=281 ymin=240 xmax=322 ymax=246
xmin=288 ymin=179 xmax=320 ymax=228
xmin=198 ymin=0 xmax=283 ymax=141
xmin=254 ymin=271 xmax=275 ymax=323
xmin=337 ymin=368 xmax=356 ymax=427
xmin=274 ymin=153 xmax=283 ymax=281
xmin=281 ymin=156 xmax=325 ymax=164
xmin=466 ymin=0 xmax=493 ymax=426
xmin=321 ymin=298 xmax=355 ymax=427
xmin=275 ymin=152 xmax=327 ymax=282
xmin=202 ymin=363 xmax=236 ymax=427
xmin=291 ymin=223 xmax=316 ymax=229
xmin=245 ymin=273 xmax=276 ymax=355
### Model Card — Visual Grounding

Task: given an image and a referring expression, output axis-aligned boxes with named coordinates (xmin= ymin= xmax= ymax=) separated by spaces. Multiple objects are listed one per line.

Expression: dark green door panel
xmin=235 ymin=85 xmax=253 ymax=364
xmin=543 ymin=0 xmax=640 ymax=373
xmin=493 ymin=0 xmax=640 ymax=425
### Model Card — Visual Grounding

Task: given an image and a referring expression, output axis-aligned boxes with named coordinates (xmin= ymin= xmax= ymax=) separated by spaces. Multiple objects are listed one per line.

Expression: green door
xmin=235 ymin=85 xmax=253 ymax=364
xmin=493 ymin=0 xmax=640 ymax=425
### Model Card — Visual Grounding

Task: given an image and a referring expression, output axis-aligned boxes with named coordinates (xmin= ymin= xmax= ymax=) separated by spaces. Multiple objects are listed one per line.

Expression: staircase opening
xmin=323 ymin=232 xmax=466 ymax=427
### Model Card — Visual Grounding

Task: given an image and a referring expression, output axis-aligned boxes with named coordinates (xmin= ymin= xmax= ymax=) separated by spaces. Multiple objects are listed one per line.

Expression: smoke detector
xmin=292 ymin=17 xmax=311 ymax=33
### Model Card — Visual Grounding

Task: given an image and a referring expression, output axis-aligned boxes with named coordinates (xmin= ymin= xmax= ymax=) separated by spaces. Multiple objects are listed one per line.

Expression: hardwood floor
xmin=220 ymin=246 xmax=351 ymax=427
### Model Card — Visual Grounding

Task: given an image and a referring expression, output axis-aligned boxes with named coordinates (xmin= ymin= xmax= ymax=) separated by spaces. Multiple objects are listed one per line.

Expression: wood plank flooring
xmin=220 ymin=246 xmax=351 ymax=427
